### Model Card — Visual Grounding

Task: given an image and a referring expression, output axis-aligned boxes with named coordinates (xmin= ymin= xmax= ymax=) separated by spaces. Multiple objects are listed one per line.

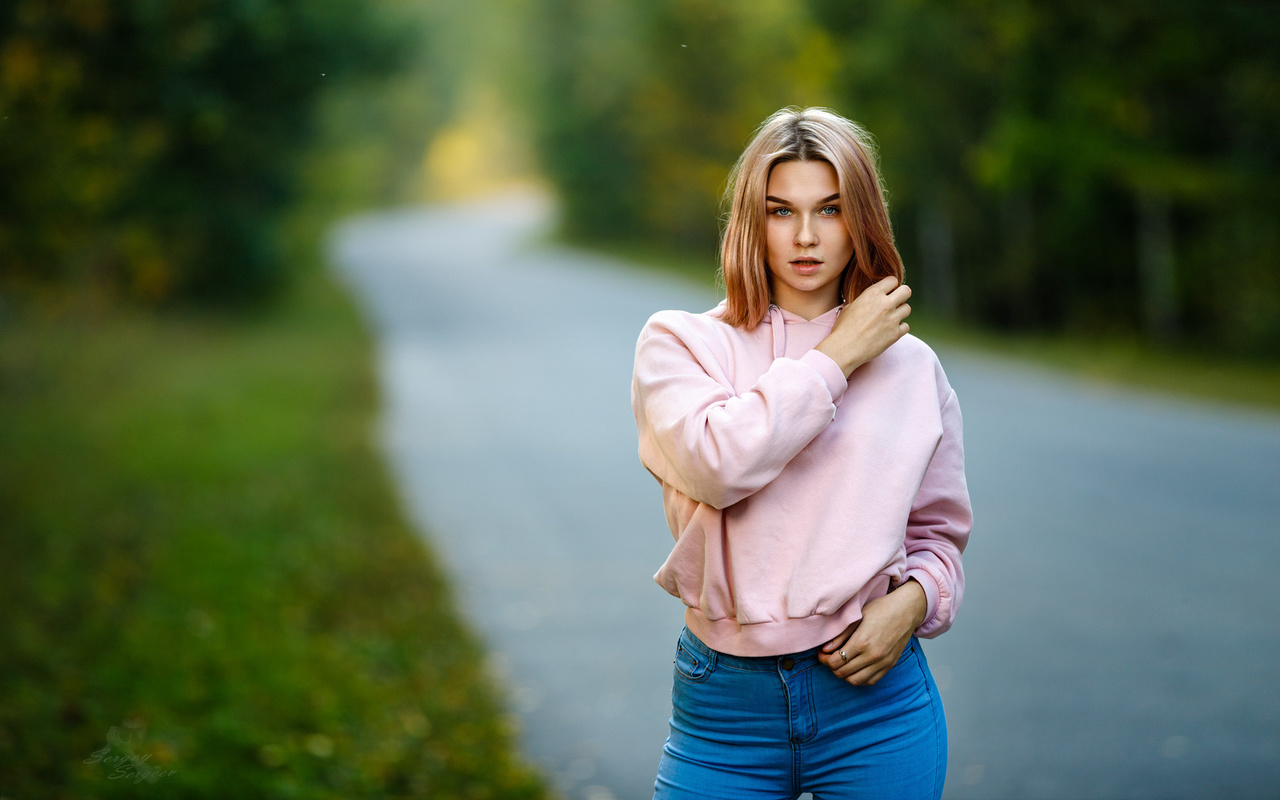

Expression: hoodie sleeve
xmin=632 ymin=314 xmax=848 ymax=510
xmin=903 ymin=387 xmax=973 ymax=638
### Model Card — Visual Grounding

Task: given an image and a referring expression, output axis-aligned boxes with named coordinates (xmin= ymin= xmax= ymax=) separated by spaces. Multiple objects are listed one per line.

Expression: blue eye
xmin=770 ymin=207 xmax=792 ymax=217
xmin=820 ymin=206 xmax=840 ymax=216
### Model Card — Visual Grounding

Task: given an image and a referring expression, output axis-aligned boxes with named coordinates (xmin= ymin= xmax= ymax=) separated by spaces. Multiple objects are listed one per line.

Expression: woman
xmin=631 ymin=107 xmax=972 ymax=799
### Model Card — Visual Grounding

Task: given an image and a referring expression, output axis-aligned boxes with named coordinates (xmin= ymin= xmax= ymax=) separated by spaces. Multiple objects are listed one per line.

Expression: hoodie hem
xmin=682 ymin=574 xmax=893 ymax=657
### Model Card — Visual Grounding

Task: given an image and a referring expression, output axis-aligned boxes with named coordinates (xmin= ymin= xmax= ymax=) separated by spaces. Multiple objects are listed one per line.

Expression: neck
xmin=770 ymin=284 xmax=842 ymax=321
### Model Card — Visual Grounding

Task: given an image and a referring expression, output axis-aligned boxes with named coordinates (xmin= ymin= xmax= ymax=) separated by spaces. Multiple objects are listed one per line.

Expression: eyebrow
xmin=765 ymin=193 xmax=841 ymax=205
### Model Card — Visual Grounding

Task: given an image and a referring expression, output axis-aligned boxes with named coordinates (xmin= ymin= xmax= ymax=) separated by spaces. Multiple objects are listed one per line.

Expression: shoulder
xmin=639 ymin=301 xmax=739 ymax=345
xmin=880 ymin=334 xmax=956 ymax=403
xmin=881 ymin=333 xmax=940 ymax=367
xmin=634 ymin=302 xmax=752 ymax=383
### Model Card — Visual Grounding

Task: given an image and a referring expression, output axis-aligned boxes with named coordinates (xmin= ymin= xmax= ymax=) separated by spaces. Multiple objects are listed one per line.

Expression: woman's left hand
xmin=819 ymin=580 xmax=928 ymax=685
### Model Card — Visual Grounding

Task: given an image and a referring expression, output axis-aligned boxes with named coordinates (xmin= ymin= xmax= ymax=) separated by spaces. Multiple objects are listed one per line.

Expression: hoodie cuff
xmin=799 ymin=349 xmax=848 ymax=402
xmin=904 ymin=569 xmax=941 ymax=633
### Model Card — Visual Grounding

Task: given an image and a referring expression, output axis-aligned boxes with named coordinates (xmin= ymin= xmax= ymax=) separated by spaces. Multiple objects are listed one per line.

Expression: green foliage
xmin=514 ymin=0 xmax=837 ymax=248
xmin=849 ymin=0 xmax=1280 ymax=354
xmin=0 ymin=0 xmax=413 ymax=304
xmin=0 ymin=272 xmax=548 ymax=798
xmin=507 ymin=0 xmax=1280 ymax=356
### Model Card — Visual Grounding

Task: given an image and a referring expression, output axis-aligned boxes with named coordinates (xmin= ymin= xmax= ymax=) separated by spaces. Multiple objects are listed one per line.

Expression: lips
xmin=791 ymin=258 xmax=823 ymax=275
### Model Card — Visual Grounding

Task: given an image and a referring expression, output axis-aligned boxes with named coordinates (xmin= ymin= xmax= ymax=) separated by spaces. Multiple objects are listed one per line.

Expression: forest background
xmin=3 ymin=0 xmax=1278 ymax=355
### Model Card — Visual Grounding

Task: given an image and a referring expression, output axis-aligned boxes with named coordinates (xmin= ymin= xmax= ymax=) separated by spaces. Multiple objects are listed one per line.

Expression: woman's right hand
xmin=815 ymin=276 xmax=912 ymax=377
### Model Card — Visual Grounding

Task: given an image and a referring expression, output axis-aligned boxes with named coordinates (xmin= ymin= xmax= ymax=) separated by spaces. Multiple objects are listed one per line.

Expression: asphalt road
xmin=331 ymin=192 xmax=1280 ymax=800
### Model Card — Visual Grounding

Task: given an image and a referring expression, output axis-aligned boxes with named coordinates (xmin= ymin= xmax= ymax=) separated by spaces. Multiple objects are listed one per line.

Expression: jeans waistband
xmin=679 ymin=626 xmax=825 ymax=673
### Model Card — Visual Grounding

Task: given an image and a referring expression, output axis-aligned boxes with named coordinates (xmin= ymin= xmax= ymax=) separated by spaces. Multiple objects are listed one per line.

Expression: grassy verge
xmin=0 ymin=271 xmax=548 ymax=798
xmin=585 ymin=241 xmax=1280 ymax=414
xmin=905 ymin=316 xmax=1280 ymax=412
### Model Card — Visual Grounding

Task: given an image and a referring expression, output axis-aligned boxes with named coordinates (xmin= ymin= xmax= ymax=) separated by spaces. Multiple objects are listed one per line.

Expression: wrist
xmin=815 ymin=338 xmax=863 ymax=377
xmin=894 ymin=579 xmax=928 ymax=630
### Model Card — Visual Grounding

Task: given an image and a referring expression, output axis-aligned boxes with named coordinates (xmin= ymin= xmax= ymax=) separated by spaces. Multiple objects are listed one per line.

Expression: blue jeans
xmin=654 ymin=627 xmax=947 ymax=800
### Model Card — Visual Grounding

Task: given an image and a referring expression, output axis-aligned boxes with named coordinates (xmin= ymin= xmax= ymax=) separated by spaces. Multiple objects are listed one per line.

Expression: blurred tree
xmin=479 ymin=0 xmax=1280 ymax=354
xmin=0 ymin=0 xmax=413 ymax=304
xmin=810 ymin=0 xmax=997 ymax=321
xmin=809 ymin=0 xmax=1280 ymax=354
xmin=513 ymin=0 xmax=836 ymax=250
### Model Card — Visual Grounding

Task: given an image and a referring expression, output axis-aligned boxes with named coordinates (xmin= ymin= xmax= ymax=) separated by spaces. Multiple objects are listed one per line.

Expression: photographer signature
xmin=83 ymin=721 xmax=176 ymax=784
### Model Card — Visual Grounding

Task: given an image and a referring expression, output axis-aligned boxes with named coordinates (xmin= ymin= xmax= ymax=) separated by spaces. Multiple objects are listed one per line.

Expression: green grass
xmin=583 ymin=240 xmax=1280 ymax=414
xmin=0 ymin=271 xmax=548 ymax=798
xmin=905 ymin=316 xmax=1280 ymax=412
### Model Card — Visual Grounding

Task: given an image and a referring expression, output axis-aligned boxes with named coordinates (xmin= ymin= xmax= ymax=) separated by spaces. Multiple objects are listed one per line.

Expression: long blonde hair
xmin=719 ymin=107 xmax=904 ymax=329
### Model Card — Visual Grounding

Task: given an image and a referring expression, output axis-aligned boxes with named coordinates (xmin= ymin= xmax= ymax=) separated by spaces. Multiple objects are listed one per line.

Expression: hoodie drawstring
xmin=769 ymin=304 xmax=786 ymax=360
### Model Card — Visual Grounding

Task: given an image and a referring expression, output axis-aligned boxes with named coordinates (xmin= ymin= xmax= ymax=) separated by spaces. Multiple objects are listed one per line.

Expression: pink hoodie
xmin=632 ymin=301 xmax=972 ymax=657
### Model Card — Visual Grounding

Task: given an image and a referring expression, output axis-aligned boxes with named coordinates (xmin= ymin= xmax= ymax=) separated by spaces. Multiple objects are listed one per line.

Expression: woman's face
xmin=764 ymin=159 xmax=854 ymax=318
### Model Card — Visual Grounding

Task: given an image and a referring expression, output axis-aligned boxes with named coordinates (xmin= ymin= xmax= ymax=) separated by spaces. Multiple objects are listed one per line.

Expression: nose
xmin=795 ymin=213 xmax=818 ymax=246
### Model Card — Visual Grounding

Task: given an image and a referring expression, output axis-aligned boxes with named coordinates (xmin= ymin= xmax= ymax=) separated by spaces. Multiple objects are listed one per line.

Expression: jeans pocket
xmin=893 ymin=637 xmax=918 ymax=668
xmin=674 ymin=637 xmax=715 ymax=684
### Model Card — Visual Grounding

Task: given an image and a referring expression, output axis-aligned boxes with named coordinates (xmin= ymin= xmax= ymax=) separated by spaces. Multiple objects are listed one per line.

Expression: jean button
xmin=780 ymin=657 xmax=795 ymax=670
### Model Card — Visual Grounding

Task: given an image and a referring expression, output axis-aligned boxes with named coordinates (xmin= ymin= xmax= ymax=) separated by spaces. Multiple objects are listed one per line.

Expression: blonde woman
xmin=632 ymin=107 xmax=972 ymax=799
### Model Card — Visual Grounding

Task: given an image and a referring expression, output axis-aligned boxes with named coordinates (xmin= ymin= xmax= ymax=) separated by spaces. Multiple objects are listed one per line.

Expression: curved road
xmin=331 ymin=192 xmax=1280 ymax=800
